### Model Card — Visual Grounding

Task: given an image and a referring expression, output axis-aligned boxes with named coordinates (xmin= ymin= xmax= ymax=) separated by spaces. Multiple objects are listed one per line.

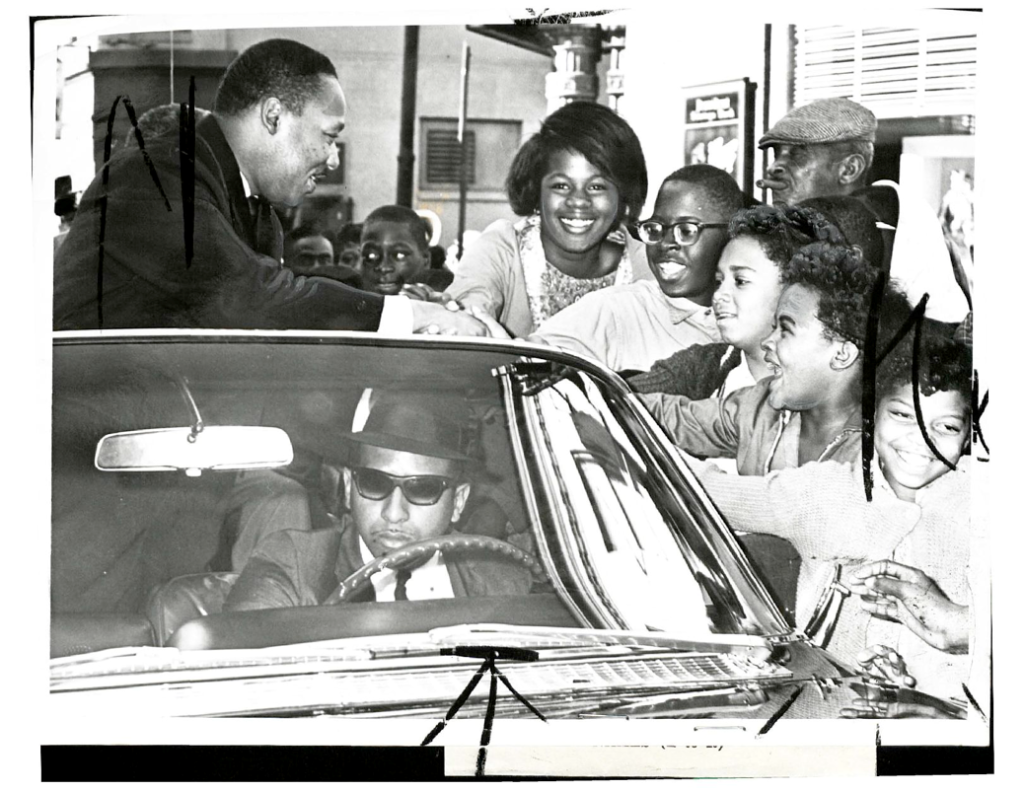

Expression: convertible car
xmin=49 ymin=330 xmax=967 ymax=721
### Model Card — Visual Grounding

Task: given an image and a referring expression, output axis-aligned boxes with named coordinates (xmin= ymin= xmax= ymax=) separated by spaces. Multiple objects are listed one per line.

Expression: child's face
xmin=875 ymin=383 xmax=969 ymax=501
xmin=645 ymin=181 xmax=729 ymax=306
xmin=713 ymin=237 xmax=784 ymax=353
xmin=760 ymin=284 xmax=847 ymax=411
xmin=361 ymin=221 xmax=430 ymax=295
xmin=338 ymin=241 xmax=362 ymax=271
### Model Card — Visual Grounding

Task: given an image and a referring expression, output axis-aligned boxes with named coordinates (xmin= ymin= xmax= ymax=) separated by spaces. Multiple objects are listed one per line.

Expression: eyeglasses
xmin=631 ymin=219 xmax=729 ymax=246
xmin=351 ymin=467 xmax=454 ymax=506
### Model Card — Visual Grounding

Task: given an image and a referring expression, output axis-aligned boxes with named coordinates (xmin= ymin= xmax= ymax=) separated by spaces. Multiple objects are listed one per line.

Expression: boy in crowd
xmin=334 ymin=222 xmax=364 ymax=271
xmin=526 ymin=165 xmax=744 ymax=372
xmin=642 ymin=241 xmax=903 ymax=474
xmin=698 ymin=332 xmax=975 ymax=705
xmin=360 ymin=205 xmax=453 ymax=297
xmin=284 ymin=223 xmax=362 ymax=287
xmin=628 ymin=198 xmax=883 ymax=400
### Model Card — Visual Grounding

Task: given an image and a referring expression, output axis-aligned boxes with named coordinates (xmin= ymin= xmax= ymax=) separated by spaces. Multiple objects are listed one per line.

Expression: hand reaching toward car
xmin=400 ymin=283 xmax=453 ymax=304
xmin=855 ymin=644 xmax=916 ymax=687
xmin=849 ymin=560 xmax=970 ymax=653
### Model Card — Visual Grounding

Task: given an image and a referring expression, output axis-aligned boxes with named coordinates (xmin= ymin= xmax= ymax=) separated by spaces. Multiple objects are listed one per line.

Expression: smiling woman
xmin=447 ymin=102 xmax=655 ymax=336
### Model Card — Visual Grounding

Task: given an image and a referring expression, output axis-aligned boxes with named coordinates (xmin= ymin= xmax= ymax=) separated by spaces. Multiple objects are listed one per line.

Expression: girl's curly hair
xmin=876 ymin=329 xmax=973 ymax=405
xmin=727 ymin=204 xmax=844 ymax=268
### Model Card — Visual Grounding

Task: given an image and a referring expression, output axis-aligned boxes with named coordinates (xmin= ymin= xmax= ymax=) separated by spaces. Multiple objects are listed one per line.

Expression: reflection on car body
xmin=49 ymin=331 xmax=966 ymax=720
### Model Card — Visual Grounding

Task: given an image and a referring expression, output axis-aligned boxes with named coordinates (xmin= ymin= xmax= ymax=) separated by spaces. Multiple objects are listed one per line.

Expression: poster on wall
xmin=680 ymin=78 xmax=755 ymax=196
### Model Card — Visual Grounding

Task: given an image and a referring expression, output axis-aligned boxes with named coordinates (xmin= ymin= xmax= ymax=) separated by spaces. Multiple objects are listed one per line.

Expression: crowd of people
xmin=52 ymin=38 xmax=982 ymax=719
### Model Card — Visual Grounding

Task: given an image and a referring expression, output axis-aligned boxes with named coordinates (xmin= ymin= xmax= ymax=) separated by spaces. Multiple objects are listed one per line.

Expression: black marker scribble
xmin=95 ymin=94 xmax=120 ymax=328
xmin=756 ymin=683 xmax=803 ymax=736
xmin=179 ymin=77 xmax=197 ymax=267
xmin=860 ymin=273 xmax=887 ymax=503
xmin=420 ymin=646 xmax=546 ymax=777
xmin=95 ymin=93 xmax=173 ymax=326
xmin=121 ymin=97 xmax=171 ymax=212
xmin=972 ymin=370 xmax=990 ymax=458
xmin=909 ymin=308 xmax=958 ymax=473
xmin=859 ymin=287 xmax=932 ymax=501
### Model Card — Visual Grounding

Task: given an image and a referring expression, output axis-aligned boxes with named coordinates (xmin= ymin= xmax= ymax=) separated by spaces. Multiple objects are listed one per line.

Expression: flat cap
xmin=759 ymin=98 xmax=877 ymax=149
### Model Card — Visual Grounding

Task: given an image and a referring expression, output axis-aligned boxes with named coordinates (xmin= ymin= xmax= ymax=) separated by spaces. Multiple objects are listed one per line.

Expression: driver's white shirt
xmin=358 ymin=538 xmax=455 ymax=601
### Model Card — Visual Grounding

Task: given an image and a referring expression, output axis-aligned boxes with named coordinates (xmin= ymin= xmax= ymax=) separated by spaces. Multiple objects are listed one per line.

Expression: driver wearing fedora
xmin=224 ymin=391 xmax=534 ymax=610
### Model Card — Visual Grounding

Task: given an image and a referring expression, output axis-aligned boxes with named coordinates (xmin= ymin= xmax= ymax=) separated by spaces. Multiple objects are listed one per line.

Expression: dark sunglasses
xmin=630 ymin=219 xmax=729 ymax=246
xmin=351 ymin=467 xmax=454 ymax=506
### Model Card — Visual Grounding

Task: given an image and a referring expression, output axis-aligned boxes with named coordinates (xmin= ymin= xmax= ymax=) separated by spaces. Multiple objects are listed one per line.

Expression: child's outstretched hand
xmin=849 ymin=560 xmax=969 ymax=653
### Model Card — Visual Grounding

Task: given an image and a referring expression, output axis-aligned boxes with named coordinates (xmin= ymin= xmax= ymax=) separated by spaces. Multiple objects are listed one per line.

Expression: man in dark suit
xmin=54 ymin=38 xmax=484 ymax=335
xmin=224 ymin=391 xmax=534 ymax=610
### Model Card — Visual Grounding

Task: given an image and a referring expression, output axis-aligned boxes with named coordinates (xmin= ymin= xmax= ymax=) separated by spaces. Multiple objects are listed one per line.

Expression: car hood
xmin=50 ymin=623 xmax=861 ymax=719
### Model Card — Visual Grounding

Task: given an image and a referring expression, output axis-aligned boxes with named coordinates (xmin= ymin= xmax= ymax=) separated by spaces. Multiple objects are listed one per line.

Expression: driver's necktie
xmin=394 ymin=568 xmax=412 ymax=601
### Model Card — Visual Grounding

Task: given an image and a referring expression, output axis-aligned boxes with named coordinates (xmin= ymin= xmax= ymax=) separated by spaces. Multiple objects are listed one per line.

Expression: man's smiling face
xmin=258 ymin=75 xmax=346 ymax=207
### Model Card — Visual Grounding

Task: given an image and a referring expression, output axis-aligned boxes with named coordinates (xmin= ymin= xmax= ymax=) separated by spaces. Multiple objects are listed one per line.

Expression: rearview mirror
xmin=95 ymin=426 xmax=294 ymax=476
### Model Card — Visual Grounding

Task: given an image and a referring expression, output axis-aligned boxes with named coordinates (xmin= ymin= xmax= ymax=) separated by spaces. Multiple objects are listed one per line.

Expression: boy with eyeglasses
xmin=523 ymin=165 xmax=749 ymax=372
xmin=225 ymin=391 xmax=533 ymax=610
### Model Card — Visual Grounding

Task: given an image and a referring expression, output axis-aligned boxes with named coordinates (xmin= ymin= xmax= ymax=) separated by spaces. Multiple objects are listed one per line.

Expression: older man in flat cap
xmin=757 ymin=97 xmax=877 ymax=206
xmin=758 ymin=98 xmax=970 ymax=324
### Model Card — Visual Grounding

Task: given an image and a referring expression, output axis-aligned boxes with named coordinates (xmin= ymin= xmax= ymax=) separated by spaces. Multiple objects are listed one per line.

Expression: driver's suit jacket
xmin=223 ymin=518 xmax=533 ymax=611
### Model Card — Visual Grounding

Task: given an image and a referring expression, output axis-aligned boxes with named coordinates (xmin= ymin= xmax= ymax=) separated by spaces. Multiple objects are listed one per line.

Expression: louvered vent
xmin=795 ymin=25 xmax=977 ymax=119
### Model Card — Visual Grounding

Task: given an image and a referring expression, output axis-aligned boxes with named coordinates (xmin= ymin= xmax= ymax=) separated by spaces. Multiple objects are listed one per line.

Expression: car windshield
xmin=52 ymin=333 xmax=788 ymax=655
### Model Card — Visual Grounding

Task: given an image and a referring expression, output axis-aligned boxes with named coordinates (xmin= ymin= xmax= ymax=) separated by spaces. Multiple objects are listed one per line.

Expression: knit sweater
xmin=628 ymin=342 xmax=742 ymax=398
xmin=699 ymin=458 xmax=974 ymax=701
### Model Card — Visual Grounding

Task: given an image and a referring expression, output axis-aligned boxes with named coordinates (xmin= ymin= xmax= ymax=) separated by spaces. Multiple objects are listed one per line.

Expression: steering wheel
xmin=322 ymin=534 xmax=548 ymax=605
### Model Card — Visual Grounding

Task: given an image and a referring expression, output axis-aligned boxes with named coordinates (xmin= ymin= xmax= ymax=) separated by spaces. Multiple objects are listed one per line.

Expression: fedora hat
xmin=341 ymin=390 xmax=474 ymax=463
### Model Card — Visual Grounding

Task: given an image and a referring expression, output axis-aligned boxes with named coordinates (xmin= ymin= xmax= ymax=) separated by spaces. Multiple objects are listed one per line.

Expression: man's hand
xmin=840 ymin=679 xmax=967 ymax=720
xmin=855 ymin=644 xmax=916 ymax=687
xmin=849 ymin=560 xmax=969 ymax=653
xmin=467 ymin=306 xmax=513 ymax=339
xmin=410 ymin=299 xmax=488 ymax=337
xmin=400 ymin=283 xmax=453 ymax=304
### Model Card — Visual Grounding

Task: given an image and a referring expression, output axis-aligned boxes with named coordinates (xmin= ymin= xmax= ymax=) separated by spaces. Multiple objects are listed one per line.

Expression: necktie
xmin=247 ymin=195 xmax=284 ymax=262
xmin=394 ymin=568 xmax=412 ymax=601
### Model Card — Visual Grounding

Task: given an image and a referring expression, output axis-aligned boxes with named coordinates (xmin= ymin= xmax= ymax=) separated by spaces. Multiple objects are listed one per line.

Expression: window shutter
xmin=795 ymin=24 xmax=977 ymax=118
xmin=425 ymin=129 xmax=476 ymax=185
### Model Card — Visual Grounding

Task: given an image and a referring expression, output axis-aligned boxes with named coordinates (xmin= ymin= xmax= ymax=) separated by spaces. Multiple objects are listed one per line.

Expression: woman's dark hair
xmin=781 ymin=241 xmax=902 ymax=351
xmin=876 ymin=332 xmax=972 ymax=406
xmin=505 ymin=101 xmax=648 ymax=225
xmin=727 ymin=204 xmax=841 ymax=268
xmin=214 ymin=39 xmax=338 ymax=116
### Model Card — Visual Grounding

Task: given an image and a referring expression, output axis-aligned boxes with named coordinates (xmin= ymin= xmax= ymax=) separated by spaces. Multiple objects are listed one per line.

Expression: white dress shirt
xmin=358 ymin=538 xmax=455 ymax=601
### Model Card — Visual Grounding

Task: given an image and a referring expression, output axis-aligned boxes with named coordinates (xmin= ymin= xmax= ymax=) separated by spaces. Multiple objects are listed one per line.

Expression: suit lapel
xmin=195 ymin=115 xmax=260 ymax=251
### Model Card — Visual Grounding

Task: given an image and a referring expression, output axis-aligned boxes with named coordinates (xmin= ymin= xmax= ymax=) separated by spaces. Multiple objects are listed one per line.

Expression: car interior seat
xmin=146 ymin=571 xmax=239 ymax=646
